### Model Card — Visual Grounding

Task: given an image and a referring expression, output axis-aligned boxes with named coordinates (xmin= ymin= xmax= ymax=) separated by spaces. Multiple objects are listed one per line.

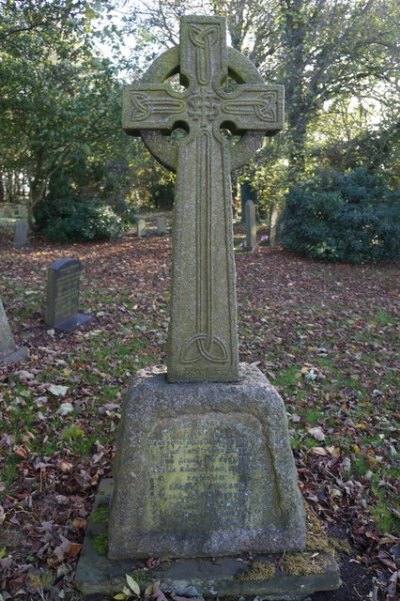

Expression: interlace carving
xmin=187 ymin=93 xmax=220 ymax=125
xmin=129 ymin=92 xmax=185 ymax=121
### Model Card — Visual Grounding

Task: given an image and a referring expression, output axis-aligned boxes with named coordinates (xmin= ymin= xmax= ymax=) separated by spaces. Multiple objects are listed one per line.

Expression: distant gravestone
xmin=137 ymin=218 xmax=146 ymax=237
xmin=17 ymin=205 xmax=28 ymax=219
xmin=240 ymin=180 xmax=257 ymax=223
xmin=0 ymin=299 xmax=28 ymax=364
xmin=13 ymin=220 xmax=29 ymax=247
xmin=156 ymin=216 xmax=167 ymax=235
xmin=244 ymin=199 xmax=257 ymax=251
xmin=45 ymin=258 xmax=92 ymax=331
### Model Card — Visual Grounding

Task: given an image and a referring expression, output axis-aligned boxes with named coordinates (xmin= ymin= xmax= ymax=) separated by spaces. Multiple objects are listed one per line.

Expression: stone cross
xmin=123 ymin=15 xmax=283 ymax=382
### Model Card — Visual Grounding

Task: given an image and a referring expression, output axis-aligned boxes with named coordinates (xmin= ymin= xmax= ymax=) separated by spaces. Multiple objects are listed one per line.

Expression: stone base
xmin=108 ymin=364 xmax=306 ymax=559
xmin=75 ymin=480 xmax=341 ymax=600
xmin=0 ymin=345 xmax=29 ymax=365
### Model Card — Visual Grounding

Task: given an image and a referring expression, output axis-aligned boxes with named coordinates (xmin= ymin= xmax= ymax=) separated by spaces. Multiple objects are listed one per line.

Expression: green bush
xmin=279 ymin=168 xmax=400 ymax=263
xmin=34 ymin=197 xmax=124 ymax=243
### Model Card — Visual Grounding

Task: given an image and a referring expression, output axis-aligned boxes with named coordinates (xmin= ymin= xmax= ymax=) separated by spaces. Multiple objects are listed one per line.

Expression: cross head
xmin=123 ymin=15 xmax=284 ymax=382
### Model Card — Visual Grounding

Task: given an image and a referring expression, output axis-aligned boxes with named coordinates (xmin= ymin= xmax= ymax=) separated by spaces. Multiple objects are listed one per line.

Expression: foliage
xmin=279 ymin=168 xmax=400 ymax=263
xmin=0 ymin=0 xmax=129 ymax=222
xmin=36 ymin=197 xmax=124 ymax=243
xmin=122 ymin=0 xmax=400 ymax=187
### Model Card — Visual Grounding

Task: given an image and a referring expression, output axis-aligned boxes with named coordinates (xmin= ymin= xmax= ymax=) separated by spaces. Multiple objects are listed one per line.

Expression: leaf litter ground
xmin=0 ymin=231 xmax=399 ymax=601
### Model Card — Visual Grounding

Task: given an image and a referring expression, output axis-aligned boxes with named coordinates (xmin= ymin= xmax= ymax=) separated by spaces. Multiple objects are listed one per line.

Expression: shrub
xmin=34 ymin=197 xmax=124 ymax=243
xmin=278 ymin=168 xmax=400 ymax=263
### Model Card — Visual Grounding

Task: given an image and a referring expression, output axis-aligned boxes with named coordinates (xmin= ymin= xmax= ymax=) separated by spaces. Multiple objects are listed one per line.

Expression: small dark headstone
xmin=45 ymin=258 xmax=92 ymax=331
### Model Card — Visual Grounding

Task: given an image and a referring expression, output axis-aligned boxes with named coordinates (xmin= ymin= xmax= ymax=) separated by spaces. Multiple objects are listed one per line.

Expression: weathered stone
xmin=13 ymin=219 xmax=28 ymax=247
xmin=156 ymin=216 xmax=167 ymax=235
xmin=137 ymin=218 xmax=147 ymax=237
xmin=0 ymin=299 xmax=28 ymax=364
xmin=122 ymin=15 xmax=283 ymax=383
xmin=45 ymin=257 xmax=92 ymax=331
xmin=76 ymin=479 xmax=340 ymax=600
xmin=244 ymin=200 xmax=257 ymax=251
xmin=108 ymin=364 xmax=306 ymax=559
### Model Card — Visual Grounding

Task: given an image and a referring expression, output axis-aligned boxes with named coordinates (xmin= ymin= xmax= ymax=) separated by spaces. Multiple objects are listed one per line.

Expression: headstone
xmin=244 ymin=200 xmax=257 ymax=251
xmin=240 ymin=180 xmax=257 ymax=223
xmin=45 ymin=258 xmax=92 ymax=331
xmin=137 ymin=218 xmax=146 ymax=237
xmin=17 ymin=205 xmax=28 ymax=219
xmin=156 ymin=216 xmax=167 ymax=235
xmin=13 ymin=219 xmax=29 ymax=247
xmin=0 ymin=299 xmax=28 ymax=364
xmin=76 ymin=15 xmax=339 ymax=599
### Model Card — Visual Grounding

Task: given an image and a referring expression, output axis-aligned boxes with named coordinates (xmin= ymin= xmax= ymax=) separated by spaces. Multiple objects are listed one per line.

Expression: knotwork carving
xmin=179 ymin=333 xmax=228 ymax=364
xmin=189 ymin=24 xmax=219 ymax=86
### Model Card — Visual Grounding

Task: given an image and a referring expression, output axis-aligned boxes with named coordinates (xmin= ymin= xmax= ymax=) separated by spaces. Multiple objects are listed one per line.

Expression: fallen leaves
xmin=1 ymin=235 xmax=399 ymax=600
xmin=307 ymin=426 xmax=325 ymax=442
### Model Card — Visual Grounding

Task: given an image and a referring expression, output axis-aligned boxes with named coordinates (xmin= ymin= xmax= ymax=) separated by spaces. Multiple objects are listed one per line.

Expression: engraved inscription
xmin=143 ymin=414 xmax=272 ymax=535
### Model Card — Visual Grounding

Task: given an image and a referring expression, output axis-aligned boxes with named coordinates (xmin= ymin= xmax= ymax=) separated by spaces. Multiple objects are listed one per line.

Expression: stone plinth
xmin=108 ymin=364 xmax=306 ymax=559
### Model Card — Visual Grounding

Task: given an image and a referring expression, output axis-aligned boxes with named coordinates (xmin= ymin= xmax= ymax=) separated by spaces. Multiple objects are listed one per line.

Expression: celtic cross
xmin=123 ymin=16 xmax=284 ymax=382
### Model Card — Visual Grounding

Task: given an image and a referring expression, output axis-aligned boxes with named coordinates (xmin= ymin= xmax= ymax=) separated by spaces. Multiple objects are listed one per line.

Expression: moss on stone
xmin=329 ymin=537 xmax=352 ymax=555
xmin=91 ymin=505 xmax=109 ymax=525
xmin=304 ymin=504 xmax=352 ymax=555
xmin=92 ymin=533 xmax=108 ymax=556
xmin=280 ymin=553 xmax=329 ymax=577
xmin=305 ymin=506 xmax=331 ymax=553
xmin=236 ymin=560 xmax=276 ymax=581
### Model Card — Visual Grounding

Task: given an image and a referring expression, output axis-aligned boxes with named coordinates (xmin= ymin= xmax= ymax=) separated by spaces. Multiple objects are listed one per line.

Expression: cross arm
xmin=122 ymin=84 xmax=187 ymax=135
xmin=220 ymin=84 xmax=284 ymax=134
